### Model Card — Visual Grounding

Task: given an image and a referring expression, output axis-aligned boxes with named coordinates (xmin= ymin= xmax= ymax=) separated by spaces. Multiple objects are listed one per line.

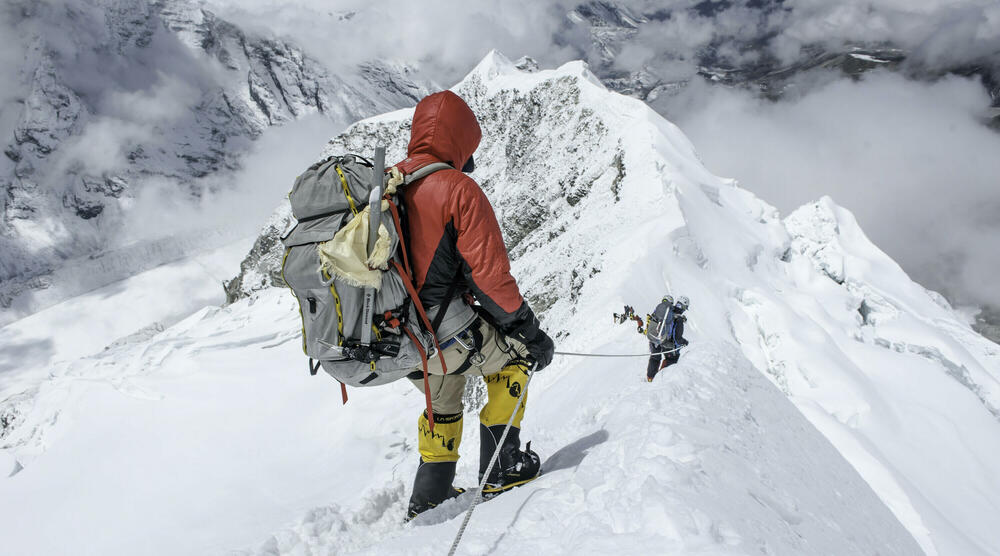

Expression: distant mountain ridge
xmin=0 ymin=0 xmax=432 ymax=323
xmin=563 ymin=0 xmax=1000 ymax=120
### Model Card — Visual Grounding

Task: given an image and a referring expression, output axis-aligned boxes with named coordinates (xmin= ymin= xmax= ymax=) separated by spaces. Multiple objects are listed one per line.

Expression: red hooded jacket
xmin=395 ymin=91 xmax=533 ymax=333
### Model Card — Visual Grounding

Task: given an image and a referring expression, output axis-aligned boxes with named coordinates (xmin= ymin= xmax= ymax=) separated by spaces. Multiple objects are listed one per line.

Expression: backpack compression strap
xmin=385 ymin=200 xmax=447 ymax=370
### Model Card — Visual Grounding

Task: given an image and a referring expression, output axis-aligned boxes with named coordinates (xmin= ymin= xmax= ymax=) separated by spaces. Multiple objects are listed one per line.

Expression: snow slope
xmin=0 ymin=238 xmax=251 ymax=450
xmin=0 ymin=287 xmax=920 ymax=556
xmin=2 ymin=52 xmax=998 ymax=555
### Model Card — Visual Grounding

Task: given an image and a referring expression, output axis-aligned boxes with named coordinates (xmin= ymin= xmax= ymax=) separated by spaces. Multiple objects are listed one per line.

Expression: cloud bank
xmin=201 ymin=0 xmax=1000 ymax=89
xmin=200 ymin=0 xmax=580 ymax=84
xmin=670 ymin=71 xmax=1000 ymax=307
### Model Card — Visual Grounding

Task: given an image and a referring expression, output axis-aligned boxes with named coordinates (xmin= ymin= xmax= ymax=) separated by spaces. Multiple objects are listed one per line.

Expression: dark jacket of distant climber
xmin=647 ymin=296 xmax=688 ymax=381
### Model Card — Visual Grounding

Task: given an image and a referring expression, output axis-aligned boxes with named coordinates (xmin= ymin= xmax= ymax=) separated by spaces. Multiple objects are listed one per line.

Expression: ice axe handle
xmin=366 ymin=147 xmax=386 ymax=255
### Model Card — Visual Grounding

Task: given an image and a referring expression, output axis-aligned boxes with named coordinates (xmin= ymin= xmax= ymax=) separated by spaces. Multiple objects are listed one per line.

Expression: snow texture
xmin=2 ymin=51 xmax=999 ymax=555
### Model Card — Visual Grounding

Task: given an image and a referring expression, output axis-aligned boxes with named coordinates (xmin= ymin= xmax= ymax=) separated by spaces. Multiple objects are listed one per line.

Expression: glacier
xmin=1 ymin=51 xmax=998 ymax=555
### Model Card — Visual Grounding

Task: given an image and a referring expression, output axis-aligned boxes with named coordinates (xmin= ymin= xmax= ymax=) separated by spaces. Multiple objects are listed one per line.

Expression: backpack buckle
xmin=373 ymin=340 xmax=401 ymax=358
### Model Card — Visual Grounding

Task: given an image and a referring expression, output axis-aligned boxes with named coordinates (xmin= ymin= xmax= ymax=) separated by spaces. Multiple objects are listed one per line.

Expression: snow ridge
xmin=231 ymin=51 xmax=1000 ymax=555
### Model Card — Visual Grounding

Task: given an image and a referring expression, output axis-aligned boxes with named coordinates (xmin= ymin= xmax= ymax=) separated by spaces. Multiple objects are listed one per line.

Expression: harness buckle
xmin=453 ymin=330 xmax=474 ymax=351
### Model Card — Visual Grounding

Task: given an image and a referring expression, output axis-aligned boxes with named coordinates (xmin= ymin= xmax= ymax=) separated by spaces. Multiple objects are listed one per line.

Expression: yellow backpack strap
xmin=335 ymin=165 xmax=359 ymax=215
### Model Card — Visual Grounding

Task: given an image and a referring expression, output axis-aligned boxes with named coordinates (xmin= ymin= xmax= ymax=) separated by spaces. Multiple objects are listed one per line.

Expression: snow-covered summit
xmin=3 ymin=51 xmax=998 ymax=555
xmin=466 ymin=49 xmax=606 ymax=94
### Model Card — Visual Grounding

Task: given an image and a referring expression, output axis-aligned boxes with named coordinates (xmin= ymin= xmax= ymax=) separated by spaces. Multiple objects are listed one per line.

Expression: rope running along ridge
xmin=554 ymin=345 xmax=684 ymax=358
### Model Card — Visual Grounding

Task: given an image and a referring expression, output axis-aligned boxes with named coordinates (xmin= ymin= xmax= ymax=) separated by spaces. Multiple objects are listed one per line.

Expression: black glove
xmin=525 ymin=329 xmax=556 ymax=371
xmin=509 ymin=314 xmax=555 ymax=371
xmin=525 ymin=329 xmax=555 ymax=371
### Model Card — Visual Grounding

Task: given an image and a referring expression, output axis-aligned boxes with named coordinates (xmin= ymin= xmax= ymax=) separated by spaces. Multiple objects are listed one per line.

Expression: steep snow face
xmin=0 ymin=0 xmax=431 ymax=324
xmin=231 ymin=51 xmax=1000 ymax=555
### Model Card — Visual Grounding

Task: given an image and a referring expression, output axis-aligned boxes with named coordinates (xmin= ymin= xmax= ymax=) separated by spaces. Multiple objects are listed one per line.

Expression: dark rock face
xmin=974 ymin=307 xmax=1000 ymax=345
xmin=1 ymin=0 xmax=431 ymax=309
xmin=225 ymin=57 xmax=619 ymax=318
xmin=223 ymin=214 xmax=290 ymax=304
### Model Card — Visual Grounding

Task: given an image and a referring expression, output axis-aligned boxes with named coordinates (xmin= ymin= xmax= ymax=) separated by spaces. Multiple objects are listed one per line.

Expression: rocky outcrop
xmin=975 ymin=306 xmax=1000 ymax=345
xmin=1 ymin=0 xmax=432 ymax=318
xmin=225 ymin=53 xmax=621 ymax=315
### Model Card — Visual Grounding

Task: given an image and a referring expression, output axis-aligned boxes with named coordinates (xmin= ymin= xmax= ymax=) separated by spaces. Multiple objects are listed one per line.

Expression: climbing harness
xmin=447 ymin=364 xmax=535 ymax=556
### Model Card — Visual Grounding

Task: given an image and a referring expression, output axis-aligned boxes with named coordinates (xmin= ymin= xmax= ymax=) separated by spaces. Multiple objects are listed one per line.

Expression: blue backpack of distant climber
xmin=279 ymin=148 xmax=452 ymax=397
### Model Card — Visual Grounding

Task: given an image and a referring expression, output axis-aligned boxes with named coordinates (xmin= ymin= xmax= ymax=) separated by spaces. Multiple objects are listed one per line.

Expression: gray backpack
xmin=646 ymin=304 xmax=674 ymax=345
xmin=280 ymin=148 xmax=451 ymax=400
xmin=646 ymin=316 xmax=669 ymax=345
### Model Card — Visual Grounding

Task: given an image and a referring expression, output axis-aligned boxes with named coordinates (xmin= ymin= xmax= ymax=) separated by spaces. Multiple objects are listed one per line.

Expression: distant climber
xmin=645 ymin=295 xmax=689 ymax=382
xmin=396 ymin=91 xmax=554 ymax=520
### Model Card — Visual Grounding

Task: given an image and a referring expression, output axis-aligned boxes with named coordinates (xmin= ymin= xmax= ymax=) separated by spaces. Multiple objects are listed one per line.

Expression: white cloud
xmin=202 ymin=0 xmax=579 ymax=86
xmin=54 ymin=117 xmax=151 ymax=176
xmin=772 ymin=0 xmax=1000 ymax=71
xmin=670 ymin=71 xmax=1000 ymax=306
xmin=49 ymin=74 xmax=204 ymax=177
xmin=120 ymin=114 xmax=342 ymax=242
xmin=99 ymin=73 xmax=202 ymax=124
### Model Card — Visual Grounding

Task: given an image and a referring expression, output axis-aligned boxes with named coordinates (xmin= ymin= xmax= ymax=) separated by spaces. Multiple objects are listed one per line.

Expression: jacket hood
xmin=402 ymin=91 xmax=481 ymax=172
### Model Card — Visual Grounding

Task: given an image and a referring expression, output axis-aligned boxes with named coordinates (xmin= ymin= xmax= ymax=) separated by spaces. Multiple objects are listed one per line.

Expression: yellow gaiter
xmin=418 ymin=412 xmax=463 ymax=463
xmin=480 ymin=361 xmax=530 ymax=428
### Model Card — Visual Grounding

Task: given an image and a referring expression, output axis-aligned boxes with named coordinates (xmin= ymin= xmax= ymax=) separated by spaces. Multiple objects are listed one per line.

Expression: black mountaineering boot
xmin=479 ymin=424 xmax=541 ymax=498
xmin=406 ymin=460 xmax=465 ymax=521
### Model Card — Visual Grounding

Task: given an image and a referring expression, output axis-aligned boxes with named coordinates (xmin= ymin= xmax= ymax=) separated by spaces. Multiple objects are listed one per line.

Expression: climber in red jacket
xmin=394 ymin=90 xmax=555 ymax=520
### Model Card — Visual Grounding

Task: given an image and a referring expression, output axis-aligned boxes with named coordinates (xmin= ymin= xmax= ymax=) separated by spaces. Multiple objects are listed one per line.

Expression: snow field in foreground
xmin=0 ymin=287 xmax=921 ymax=555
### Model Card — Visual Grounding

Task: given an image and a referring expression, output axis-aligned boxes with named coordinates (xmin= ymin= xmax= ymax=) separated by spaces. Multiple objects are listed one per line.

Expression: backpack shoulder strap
xmin=404 ymin=162 xmax=454 ymax=185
